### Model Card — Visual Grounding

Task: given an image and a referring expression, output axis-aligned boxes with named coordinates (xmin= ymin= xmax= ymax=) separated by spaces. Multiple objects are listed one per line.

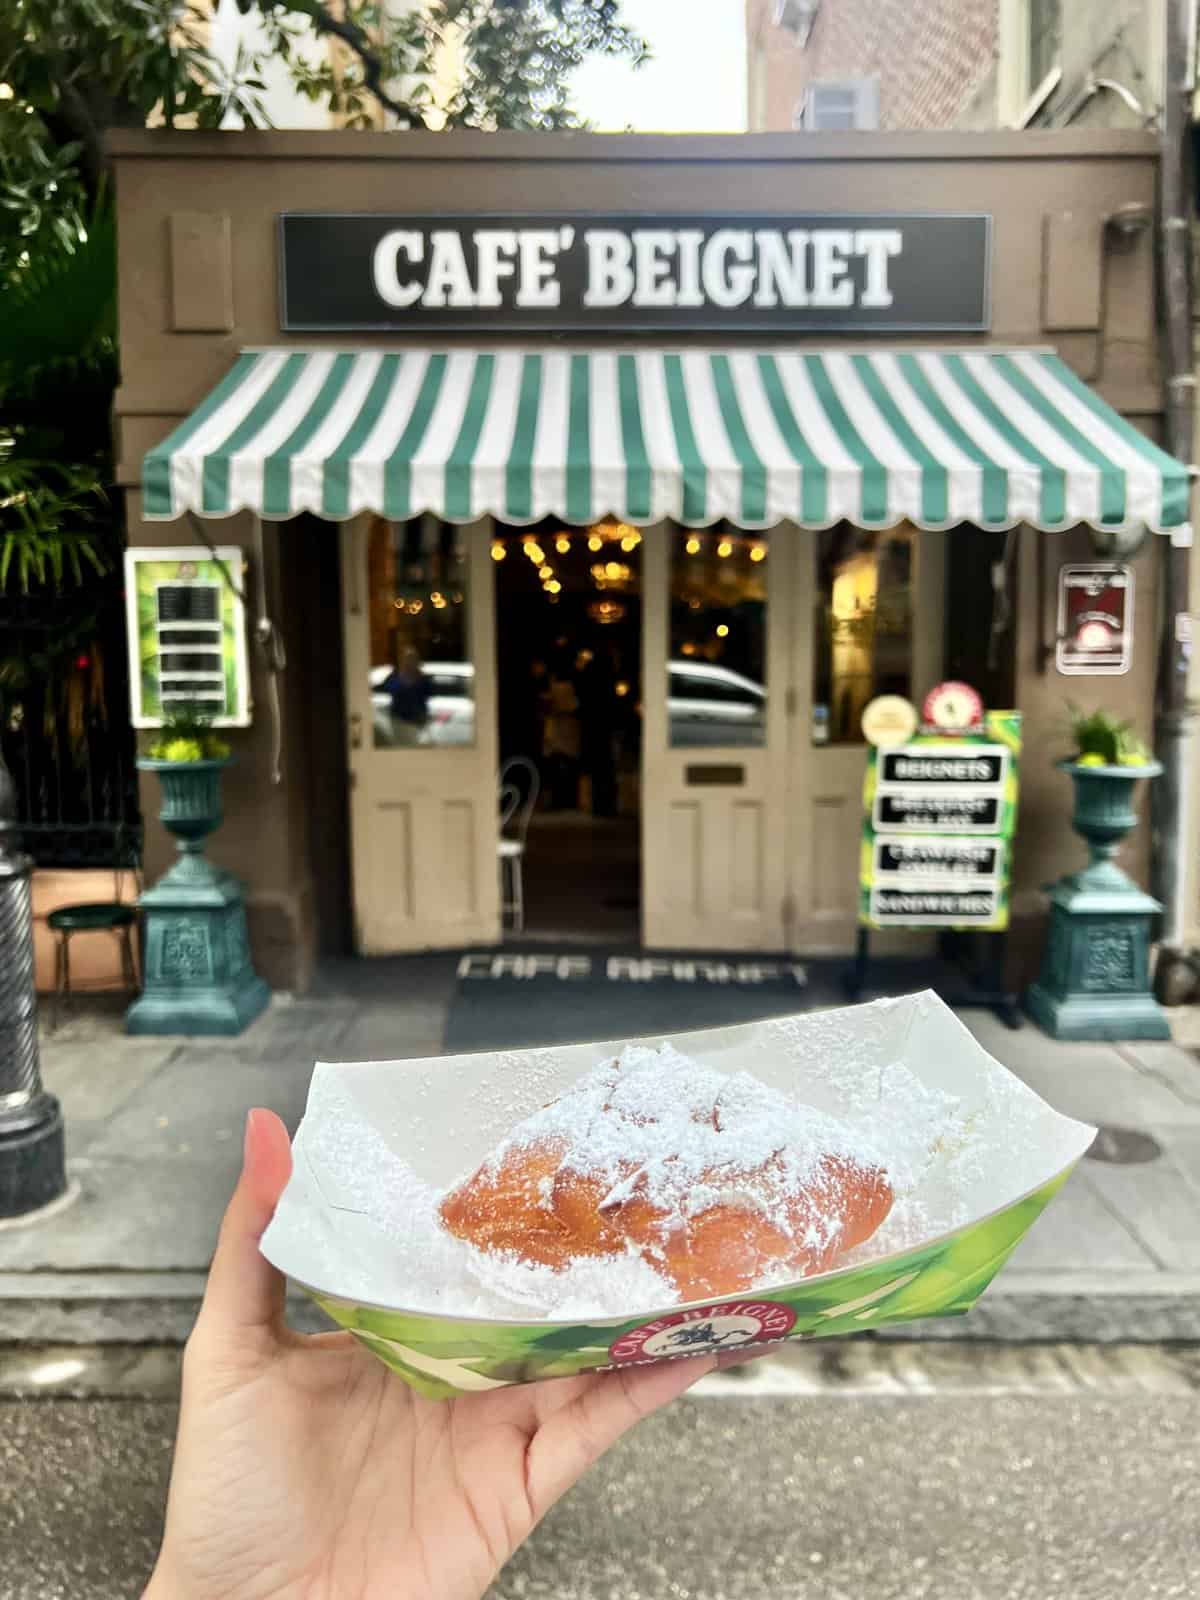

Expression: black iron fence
xmin=0 ymin=579 xmax=140 ymax=869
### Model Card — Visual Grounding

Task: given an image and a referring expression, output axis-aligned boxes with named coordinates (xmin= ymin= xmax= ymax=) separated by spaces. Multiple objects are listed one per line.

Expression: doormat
xmin=444 ymin=949 xmax=848 ymax=1053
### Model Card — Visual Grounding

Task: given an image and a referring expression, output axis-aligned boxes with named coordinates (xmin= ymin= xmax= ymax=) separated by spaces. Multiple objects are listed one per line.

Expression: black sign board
xmin=157 ymin=584 xmax=220 ymax=623
xmin=876 ymin=840 xmax=1001 ymax=877
xmin=871 ymin=887 xmax=1000 ymax=923
xmin=278 ymin=212 xmax=992 ymax=333
xmin=880 ymin=752 xmax=1005 ymax=786
xmin=876 ymin=793 xmax=1001 ymax=832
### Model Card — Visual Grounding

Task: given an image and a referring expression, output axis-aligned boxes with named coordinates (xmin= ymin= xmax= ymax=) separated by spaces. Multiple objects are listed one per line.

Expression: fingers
xmin=196 ymin=1108 xmax=293 ymax=1346
xmin=525 ymin=1354 xmax=714 ymax=1517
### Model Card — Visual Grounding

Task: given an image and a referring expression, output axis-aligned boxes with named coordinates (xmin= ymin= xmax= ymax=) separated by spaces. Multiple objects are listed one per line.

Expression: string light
xmin=615 ymin=680 xmax=630 ymax=697
xmin=605 ymin=561 xmax=624 ymax=579
xmin=750 ymin=544 xmax=767 ymax=563
xmin=588 ymin=534 xmax=604 ymax=552
xmin=620 ymin=532 xmax=640 ymax=552
xmin=680 ymin=641 xmax=698 ymax=657
xmin=717 ymin=539 xmax=733 ymax=559
xmin=407 ymin=599 xmax=423 ymax=614
xmin=715 ymin=624 xmax=729 ymax=638
xmin=546 ymin=579 xmax=562 ymax=595
xmin=539 ymin=564 xmax=553 ymax=580
xmin=685 ymin=536 xmax=701 ymax=555
xmin=555 ymin=534 xmax=571 ymax=554
xmin=490 ymin=542 xmax=506 ymax=561
xmin=525 ymin=542 xmax=545 ymax=564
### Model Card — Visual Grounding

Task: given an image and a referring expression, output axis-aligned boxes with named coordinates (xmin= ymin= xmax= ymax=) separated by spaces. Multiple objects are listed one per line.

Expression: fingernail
xmin=243 ymin=1108 xmax=259 ymax=1169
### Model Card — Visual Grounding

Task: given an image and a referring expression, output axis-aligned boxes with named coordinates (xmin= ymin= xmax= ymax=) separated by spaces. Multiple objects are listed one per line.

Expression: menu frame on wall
xmin=1055 ymin=563 xmax=1134 ymax=676
xmin=123 ymin=546 xmax=251 ymax=729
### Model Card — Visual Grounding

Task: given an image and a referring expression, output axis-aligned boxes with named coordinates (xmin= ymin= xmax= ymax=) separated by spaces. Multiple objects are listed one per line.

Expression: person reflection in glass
xmin=382 ymin=646 xmax=432 ymax=747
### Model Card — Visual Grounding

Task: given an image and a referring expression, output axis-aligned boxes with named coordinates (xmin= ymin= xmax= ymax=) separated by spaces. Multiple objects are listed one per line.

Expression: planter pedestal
xmin=126 ymin=760 xmax=269 ymax=1037
xmin=1025 ymin=761 xmax=1170 ymax=1041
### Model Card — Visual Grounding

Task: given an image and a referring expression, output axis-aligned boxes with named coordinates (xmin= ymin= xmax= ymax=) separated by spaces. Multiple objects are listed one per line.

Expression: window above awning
xmin=142 ymin=347 xmax=1192 ymax=544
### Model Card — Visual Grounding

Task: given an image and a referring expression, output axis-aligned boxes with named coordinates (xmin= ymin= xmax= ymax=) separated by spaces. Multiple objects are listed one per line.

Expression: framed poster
xmin=123 ymin=546 xmax=251 ymax=728
xmin=1056 ymin=564 xmax=1133 ymax=675
xmin=859 ymin=710 xmax=1022 ymax=930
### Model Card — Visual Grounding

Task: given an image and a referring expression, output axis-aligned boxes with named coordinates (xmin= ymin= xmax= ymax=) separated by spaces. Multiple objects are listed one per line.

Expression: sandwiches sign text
xmin=279 ymin=212 xmax=991 ymax=333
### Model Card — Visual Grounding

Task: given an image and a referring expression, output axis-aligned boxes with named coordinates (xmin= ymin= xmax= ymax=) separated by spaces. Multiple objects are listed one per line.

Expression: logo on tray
xmin=609 ymin=1301 xmax=797 ymax=1363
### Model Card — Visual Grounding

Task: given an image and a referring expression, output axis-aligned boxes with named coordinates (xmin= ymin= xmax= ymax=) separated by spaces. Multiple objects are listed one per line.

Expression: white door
xmin=341 ymin=514 xmax=500 ymax=952
xmin=642 ymin=523 xmax=797 ymax=951
xmin=790 ymin=526 xmax=946 ymax=952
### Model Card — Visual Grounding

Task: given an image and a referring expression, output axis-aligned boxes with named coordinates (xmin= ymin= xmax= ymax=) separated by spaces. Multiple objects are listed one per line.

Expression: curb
xmin=3 ymin=1271 xmax=1199 ymax=1346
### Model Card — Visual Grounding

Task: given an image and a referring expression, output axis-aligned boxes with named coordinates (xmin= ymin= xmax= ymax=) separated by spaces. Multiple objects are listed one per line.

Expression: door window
xmin=812 ymin=525 xmax=916 ymax=745
xmin=367 ymin=514 xmax=474 ymax=749
xmin=668 ymin=526 xmax=768 ymax=747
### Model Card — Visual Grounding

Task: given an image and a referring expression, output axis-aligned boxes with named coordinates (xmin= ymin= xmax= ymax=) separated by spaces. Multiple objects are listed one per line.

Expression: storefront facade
xmin=110 ymin=128 xmax=1190 ymax=991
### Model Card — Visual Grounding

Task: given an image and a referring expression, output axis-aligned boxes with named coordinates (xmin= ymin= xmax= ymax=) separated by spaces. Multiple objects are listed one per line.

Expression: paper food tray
xmin=261 ymin=991 xmax=1094 ymax=1398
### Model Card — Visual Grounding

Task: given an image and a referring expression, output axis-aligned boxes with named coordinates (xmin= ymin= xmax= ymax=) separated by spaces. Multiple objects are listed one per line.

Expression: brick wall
xmin=746 ymin=0 xmax=998 ymax=131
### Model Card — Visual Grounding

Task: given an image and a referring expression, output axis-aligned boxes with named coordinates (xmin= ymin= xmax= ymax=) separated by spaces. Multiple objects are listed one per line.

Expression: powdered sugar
xmin=434 ymin=1038 xmax=972 ymax=1313
xmin=474 ymin=1040 xmax=890 ymax=1226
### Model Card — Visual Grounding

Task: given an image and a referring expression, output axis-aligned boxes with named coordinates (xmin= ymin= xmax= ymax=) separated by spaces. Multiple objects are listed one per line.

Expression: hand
xmin=146 ymin=1109 xmax=718 ymax=1600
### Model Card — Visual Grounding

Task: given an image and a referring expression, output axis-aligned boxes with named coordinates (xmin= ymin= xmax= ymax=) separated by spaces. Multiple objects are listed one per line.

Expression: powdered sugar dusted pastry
xmin=439 ymin=1042 xmax=893 ymax=1301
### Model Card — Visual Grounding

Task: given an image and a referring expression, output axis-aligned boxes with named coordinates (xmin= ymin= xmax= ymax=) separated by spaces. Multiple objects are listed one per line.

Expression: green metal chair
xmin=46 ymin=827 xmax=141 ymax=1030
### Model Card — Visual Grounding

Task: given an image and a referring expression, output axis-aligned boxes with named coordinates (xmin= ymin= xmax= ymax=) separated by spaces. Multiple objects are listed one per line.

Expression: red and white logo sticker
xmin=921 ymin=680 xmax=983 ymax=733
xmin=609 ymin=1301 xmax=797 ymax=1364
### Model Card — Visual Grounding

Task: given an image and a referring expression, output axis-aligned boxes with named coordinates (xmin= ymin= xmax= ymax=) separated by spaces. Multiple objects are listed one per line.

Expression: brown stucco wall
xmin=110 ymin=128 xmax=1171 ymax=985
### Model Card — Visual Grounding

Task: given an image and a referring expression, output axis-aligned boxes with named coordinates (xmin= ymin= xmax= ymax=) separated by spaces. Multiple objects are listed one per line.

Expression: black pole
xmin=1153 ymin=0 xmax=1197 ymax=999
xmin=0 ymin=750 xmax=66 ymax=1218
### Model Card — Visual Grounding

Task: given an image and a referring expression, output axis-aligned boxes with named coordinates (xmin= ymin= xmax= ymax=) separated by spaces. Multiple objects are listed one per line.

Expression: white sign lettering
xmin=283 ymin=212 xmax=993 ymax=333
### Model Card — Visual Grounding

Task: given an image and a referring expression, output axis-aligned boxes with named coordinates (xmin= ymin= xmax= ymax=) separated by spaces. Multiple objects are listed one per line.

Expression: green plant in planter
xmin=1067 ymin=705 xmax=1152 ymax=768
xmin=145 ymin=708 xmax=231 ymax=763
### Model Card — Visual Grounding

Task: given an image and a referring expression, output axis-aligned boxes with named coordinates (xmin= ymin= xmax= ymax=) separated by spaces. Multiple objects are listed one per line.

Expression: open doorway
xmin=494 ymin=520 xmax=642 ymax=942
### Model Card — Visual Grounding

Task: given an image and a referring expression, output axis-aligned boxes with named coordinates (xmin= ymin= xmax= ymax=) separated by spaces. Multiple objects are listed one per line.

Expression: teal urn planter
xmin=125 ymin=758 xmax=269 ymax=1036
xmin=1025 ymin=760 xmax=1170 ymax=1040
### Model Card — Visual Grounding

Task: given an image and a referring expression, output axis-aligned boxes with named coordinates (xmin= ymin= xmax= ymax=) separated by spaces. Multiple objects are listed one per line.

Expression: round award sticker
xmin=861 ymin=695 xmax=919 ymax=748
xmin=609 ymin=1301 xmax=797 ymax=1364
xmin=922 ymin=681 xmax=983 ymax=733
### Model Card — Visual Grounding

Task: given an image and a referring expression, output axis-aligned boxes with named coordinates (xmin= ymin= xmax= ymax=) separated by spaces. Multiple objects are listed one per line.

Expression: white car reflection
xmin=370 ymin=662 xmax=475 ymax=747
xmin=368 ymin=659 xmax=765 ymax=748
xmin=667 ymin=662 xmax=766 ymax=747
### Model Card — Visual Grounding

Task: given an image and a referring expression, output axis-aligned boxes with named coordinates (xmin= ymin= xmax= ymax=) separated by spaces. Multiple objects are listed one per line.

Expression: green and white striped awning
xmin=143 ymin=347 xmax=1192 ymax=543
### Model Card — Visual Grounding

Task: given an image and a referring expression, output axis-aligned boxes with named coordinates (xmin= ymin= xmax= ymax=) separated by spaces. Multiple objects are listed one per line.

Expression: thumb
xmin=196 ymin=1107 xmax=293 ymax=1345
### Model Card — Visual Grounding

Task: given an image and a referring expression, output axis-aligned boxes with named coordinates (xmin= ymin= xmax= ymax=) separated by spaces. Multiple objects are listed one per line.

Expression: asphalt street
xmin=2 ymin=1343 xmax=1198 ymax=1600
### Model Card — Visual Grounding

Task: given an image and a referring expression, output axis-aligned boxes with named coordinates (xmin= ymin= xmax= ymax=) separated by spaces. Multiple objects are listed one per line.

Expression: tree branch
xmin=42 ymin=76 xmax=107 ymax=205
xmin=300 ymin=0 xmax=429 ymax=127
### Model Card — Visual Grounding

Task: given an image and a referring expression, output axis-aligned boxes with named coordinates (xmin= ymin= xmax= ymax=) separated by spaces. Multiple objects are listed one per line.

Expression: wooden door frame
xmin=787 ymin=526 xmax=947 ymax=955
xmin=340 ymin=513 xmax=501 ymax=954
xmin=640 ymin=521 xmax=797 ymax=952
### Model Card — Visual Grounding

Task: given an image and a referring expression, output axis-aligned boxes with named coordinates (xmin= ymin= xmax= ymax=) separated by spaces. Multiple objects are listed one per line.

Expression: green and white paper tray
xmin=261 ymin=992 xmax=1094 ymax=1399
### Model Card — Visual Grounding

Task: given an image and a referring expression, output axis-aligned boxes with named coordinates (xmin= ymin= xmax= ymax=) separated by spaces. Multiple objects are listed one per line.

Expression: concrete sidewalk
xmin=2 ymin=963 xmax=1199 ymax=1344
